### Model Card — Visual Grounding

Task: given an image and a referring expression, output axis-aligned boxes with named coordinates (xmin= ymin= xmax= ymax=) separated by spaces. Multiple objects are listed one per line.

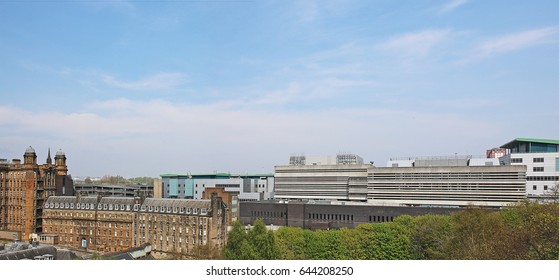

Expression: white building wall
xmin=505 ymin=152 xmax=559 ymax=196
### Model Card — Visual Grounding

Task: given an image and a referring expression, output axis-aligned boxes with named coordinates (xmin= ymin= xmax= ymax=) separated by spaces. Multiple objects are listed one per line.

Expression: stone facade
xmin=42 ymin=193 xmax=227 ymax=257
xmin=0 ymin=147 xmax=72 ymax=239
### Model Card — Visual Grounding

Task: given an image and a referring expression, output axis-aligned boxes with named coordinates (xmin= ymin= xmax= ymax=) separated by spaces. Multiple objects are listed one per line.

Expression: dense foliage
xmin=225 ymin=201 xmax=559 ymax=260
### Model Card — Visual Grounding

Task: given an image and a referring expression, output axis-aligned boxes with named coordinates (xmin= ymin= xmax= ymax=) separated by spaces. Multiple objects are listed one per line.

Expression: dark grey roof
xmin=46 ymin=196 xmax=77 ymax=204
xmin=79 ymin=197 xmax=99 ymax=204
xmin=0 ymin=244 xmax=57 ymax=260
xmin=143 ymin=198 xmax=211 ymax=208
xmin=56 ymin=249 xmax=78 ymax=260
xmin=99 ymin=197 xmax=135 ymax=205
xmin=55 ymin=149 xmax=65 ymax=156
xmin=102 ymin=243 xmax=152 ymax=260
xmin=25 ymin=146 xmax=36 ymax=154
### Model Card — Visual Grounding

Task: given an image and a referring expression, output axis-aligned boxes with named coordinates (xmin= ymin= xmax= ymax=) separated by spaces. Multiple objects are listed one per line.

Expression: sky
xmin=0 ymin=0 xmax=558 ymax=178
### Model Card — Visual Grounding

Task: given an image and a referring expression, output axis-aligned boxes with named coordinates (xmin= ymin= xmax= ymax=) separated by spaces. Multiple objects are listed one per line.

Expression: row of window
xmin=308 ymin=213 xmax=354 ymax=222
xmin=368 ymin=216 xmax=394 ymax=222
xmin=513 ymin=157 xmax=555 ymax=163
xmin=532 ymin=185 xmax=550 ymax=191
xmin=44 ymin=202 xmax=209 ymax=215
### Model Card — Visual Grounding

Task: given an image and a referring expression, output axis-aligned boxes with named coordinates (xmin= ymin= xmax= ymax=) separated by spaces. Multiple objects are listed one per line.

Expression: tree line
xmin=224 ymin=200 xmax=559 ymax=260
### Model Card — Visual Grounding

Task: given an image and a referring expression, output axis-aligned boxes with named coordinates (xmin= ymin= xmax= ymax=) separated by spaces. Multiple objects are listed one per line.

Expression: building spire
xmin=46 ymin=147 xmax=52 ymax=164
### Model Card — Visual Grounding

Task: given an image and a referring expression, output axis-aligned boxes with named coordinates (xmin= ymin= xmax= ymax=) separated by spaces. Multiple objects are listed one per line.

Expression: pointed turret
xmin=46 ymin=148 xmax=52 ymax=165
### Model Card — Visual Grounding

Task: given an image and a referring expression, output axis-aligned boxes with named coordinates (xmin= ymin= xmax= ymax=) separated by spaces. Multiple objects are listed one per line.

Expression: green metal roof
xmin=160 ymin=173 xmax=274 ymax=178
xmin=500 ymin=138 xmax=559 ymax=148
xmin=160 ymin=173 xmax=231 ymax=178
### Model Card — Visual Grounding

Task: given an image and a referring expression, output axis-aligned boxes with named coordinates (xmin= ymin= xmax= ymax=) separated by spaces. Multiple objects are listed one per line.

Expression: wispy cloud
xmin=0 ymin=99 xmax=500 ymax=176
xmin=439 ymin=0 xmax=469 ymax=14
xmin=293 ymin=0 xmax=357 ymax=22
xmin=380 ymin=29 xmax=451 ymax=57
xmin=477 ymin=27 xmax=558 ymax=56
xmin=460 ymin=27 xmax=559 ymax=63
xmin=101 ymin=72 xmax=188 ymax=91
xmin=379 ymin=29 xmax=452 ymax=66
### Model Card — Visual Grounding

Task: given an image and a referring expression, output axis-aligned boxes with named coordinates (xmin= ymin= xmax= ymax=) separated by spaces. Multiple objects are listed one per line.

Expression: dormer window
xmin=70 ymin=203 xmax=74 ymax=209
xmin=193 ymin=208 xmax=198 ymax=215
xmin=173 ymin=207 xmax=178 ymax=213
xmin=126 ymin=205 xmax=131 ymax=211
xmin=76 ymin=203 xmax=80 ymax=209
xmin=90 ymin=204 xmax=94 ymax=209
xmin=166 ymin=207 xmax=171 ymax=213
xmin=187 ymin=208 xmax=192 ymax=214
xmin=97 ymin=204 xmax=102 ymax=210
xmin=180 ymin=208 xmax=185 ymax=214
xmin=65 ymin=203 xmax=69 ymax=208
xmin=109 ymin=204 xmax=113 ymax=210
xmin=149 ymin=206 xmax=153 ymax=212
xmin=85 ymin=204 xmax=89 ymax=210
xmin=155 ymin=206 xmax=159 ymax=212
xmin=201 ymin=208 xmax=207 ymax=215
xmin=44 ymin=203 xmax=49 ymax=209
xmin=103 ymin=204 xmax=108 ymax=210
xmin=55 ymin=203 xmax=59 ymax=208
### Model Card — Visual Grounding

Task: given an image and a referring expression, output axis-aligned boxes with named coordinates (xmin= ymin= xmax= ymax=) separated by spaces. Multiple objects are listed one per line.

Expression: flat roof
xmin=500 ymin=138 xmax=559 ymax=149
xmin=160 ymin=173 xmax=273 ymax=178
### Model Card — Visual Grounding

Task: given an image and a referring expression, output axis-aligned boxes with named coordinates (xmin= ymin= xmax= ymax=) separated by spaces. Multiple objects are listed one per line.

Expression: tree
xmin=224 ymin=221 xmax=247 ymax=259
xmin=224 ymin=219 xmax=280 ymax=260
xmin=443 ymin=207 xmax=527 ymax=259
xmin=503 ymin=200 xmax=559 ymax=259
xmin=303 ymin=229 xmax=346 ymax=260
xmin=247 ymin=219 xmax=281 ymax=259
xmin=275 ymin=226 xmax=306 ymax=259
xmin=408 ymin=214 xmax=454 ymax=260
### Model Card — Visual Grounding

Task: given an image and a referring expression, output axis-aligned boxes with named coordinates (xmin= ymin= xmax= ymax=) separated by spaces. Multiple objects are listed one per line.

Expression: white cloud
xmin=294 ymin=0 xmax=356 ymax=22
xmin=459 ymin=27 xmax=559 ymax=63
xmin=101 ymin=72 xmax=188 ymax=91
xmin=477 ymin=27 xmax=558 ymax=56
xmin=380 ymin=29 xmax=451 ymax=57
xmin=0 ymin=99 xmax=501 ymax=177
xmin=439 ymin=0 xmax=469 ymax=14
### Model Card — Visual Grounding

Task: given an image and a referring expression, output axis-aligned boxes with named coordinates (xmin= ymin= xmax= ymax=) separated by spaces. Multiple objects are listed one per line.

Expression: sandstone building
xmin=42 ymin=193 xmax=228 ymax=258
xmin=0 ymin=147 xmax=72 ymax=239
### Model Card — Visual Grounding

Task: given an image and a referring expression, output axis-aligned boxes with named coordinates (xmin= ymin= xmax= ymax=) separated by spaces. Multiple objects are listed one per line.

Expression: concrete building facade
xmin=275 ymin=158 xmax=527 ymax=208
xmin=74 ymin=183 xmax=153 ymax=197
xmin=274 ymin=164 xmax=369 ymax=202
xmin=160 ymin=173 xmax=273 ymax=226
xmin=499 ymin=138 xmax=559 ymax=197
xmin=367 ymin=165 xmax=526 ymax=207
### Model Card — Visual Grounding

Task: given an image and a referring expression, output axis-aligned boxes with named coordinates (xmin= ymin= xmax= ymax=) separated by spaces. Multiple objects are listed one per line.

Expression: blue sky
xmin=1 ymin=0 xmax=558 ymax=178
